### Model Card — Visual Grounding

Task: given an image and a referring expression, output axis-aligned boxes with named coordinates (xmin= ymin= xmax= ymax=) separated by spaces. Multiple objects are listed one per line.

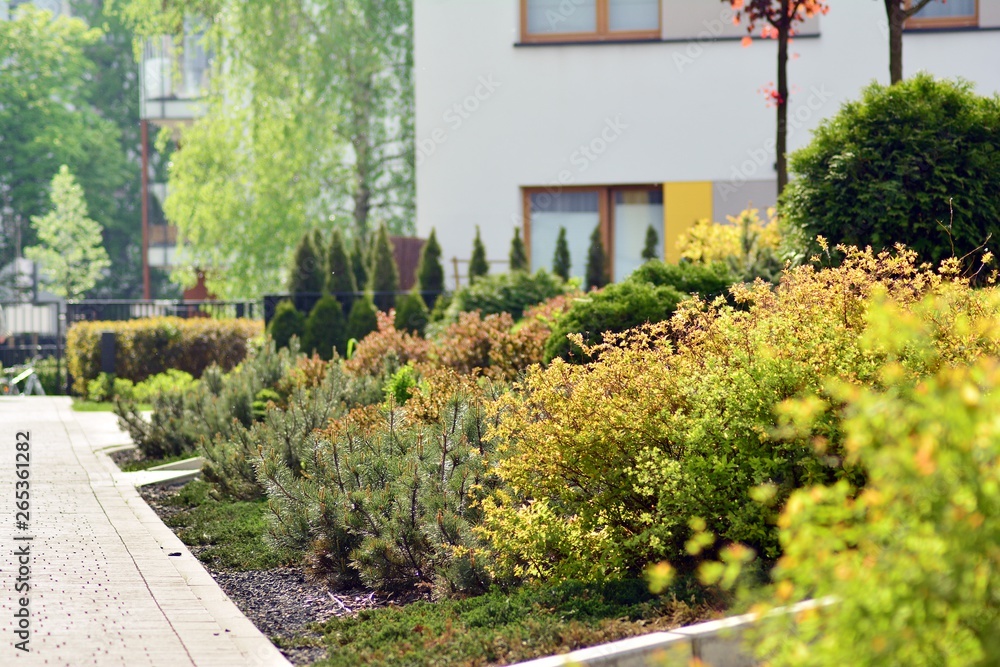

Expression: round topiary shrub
xmin=781 ymin=74 xmax=1000 ymax=265
xmin=268 ymin=299 xmax=305 ymax=350
xmin=394 ymin=292 xmax=429 ymax=336
xmin=346 ymin=296 xmax=379 ymax=344
xmin=303 ymin=294 xmax=347 ymax=360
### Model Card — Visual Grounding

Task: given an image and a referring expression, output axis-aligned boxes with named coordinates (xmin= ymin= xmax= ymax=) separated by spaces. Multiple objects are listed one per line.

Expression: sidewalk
xmin=0 ymin=397 xmax=291 ymax=667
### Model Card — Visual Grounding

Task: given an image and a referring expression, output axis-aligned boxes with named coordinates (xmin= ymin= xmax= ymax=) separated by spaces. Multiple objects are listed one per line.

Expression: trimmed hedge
xmin=66 ymin=317 xmax=262 ymax=395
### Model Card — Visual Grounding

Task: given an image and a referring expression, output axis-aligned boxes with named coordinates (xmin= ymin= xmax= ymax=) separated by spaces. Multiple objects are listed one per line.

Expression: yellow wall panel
xmin=663 ymin=181 xmax=713 ymax=263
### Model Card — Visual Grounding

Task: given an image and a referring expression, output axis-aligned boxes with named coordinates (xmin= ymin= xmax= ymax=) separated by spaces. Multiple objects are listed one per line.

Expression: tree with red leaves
xmin=883 ymin=1 xmax=937 ymax=84
xmin=725 ymin=0 xmax=829 ymax=195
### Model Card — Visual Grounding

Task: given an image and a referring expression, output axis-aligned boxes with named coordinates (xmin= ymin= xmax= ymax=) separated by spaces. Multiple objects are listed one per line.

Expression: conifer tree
xmin=268 ymin=299 xmax=306 ymax=350
xmin=394 ymin=291 xmax=429 ymax=336
xmin=367 ymin=223 xmax=400 ymax=310
xmin=303 ymin=294 xmax=347 ymax=360
xmin=468 ymin=226 xmax=489 ymax=283
xmin=509 ymin=228 xmax=528 ymax=272
xmin=641 ymin=225 xmax=660 ymax=262
xmin=326 ymin=228 xmax=357 ymax=296
xmin=416 ymin=228 xmax=444 ymax=306
xmin=289 ymin=231 xmax=325 ymax=294
xmin=552 ymin=226 xmax=571 ymax=281
xmin=346 ymin=295 xmax=379 ymax=343
xmin=350 ymin=236 xmax=368 ymax=295
xmin=585 ymin=224 xmax=609 ymax=291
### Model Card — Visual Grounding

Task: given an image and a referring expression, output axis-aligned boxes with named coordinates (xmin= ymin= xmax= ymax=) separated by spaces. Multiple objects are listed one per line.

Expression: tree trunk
xmin=886 ymin=0 xmax=904 ymax=84
xmin=776 ymin=0 xmax=790 ymax=196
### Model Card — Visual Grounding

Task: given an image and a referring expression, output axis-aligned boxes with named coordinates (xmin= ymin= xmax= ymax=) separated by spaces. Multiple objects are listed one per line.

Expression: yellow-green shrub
xmin=66 ymin=317 xmax=262 ymax=394
xmin=481 ymin=246 xmax=999 ymax=582
xmin=746 ymin=291 xmax=1000 ymax=666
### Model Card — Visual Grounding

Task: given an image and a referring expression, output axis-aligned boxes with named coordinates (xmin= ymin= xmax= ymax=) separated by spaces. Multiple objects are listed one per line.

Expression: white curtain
xmin=915 ymin=0 xmax=976 ymax=18
xmin=526 ymin=0 xmax=597 ymax=34
xmin=529 ymin=191 xmax=599 ymax=280
xmin=608 ymin=0 xmax=659 ymax=31
xmin=613 ymin=190 xmax=662 ymax=282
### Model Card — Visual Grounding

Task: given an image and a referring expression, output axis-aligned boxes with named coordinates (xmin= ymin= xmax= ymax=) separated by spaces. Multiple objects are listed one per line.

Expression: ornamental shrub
xmin=66 ymin=316 xmax=262 ymax=395
xmin=367 ymin=224 xmax=400 ymax=310
xmin=469 ymin=226 xmax=489 ymax=282
xmin=289 ymin=231 xmax=325 ymax=294
xmin=678 ymin=209 xmax=783 ymax=283
xmin=585 ymin=224 xmax=609 ymax=291
xmin=393 ymin=291 xmax=429 ymax=336
xmin=345 ymin=311 xmax=431 ymax=378
xmin=484 ymin=246 xmax=1000 ymax=582
xmin=326 ymin=228 xmax=357 ymax=295
xmin=448 ymin=269 xmax=567 ymax=322
xmin=509 ymin=228 xmax=528 ymax=272
xmin=416 ymin=228 xmax=445 ymax=307
xmin=267 ymin=299 xmax=305 ymax=351
xmin=781 ymin=74 xmax=1000 ymax=266
xmin=303 ymin=294 xmax=347 ymax=360
xmin=351 ymin=236 xmax=368 ymax=295
xmin=345 ymin=296 xmax=379 ymax=347
xmin=552 ymin=226 xmax=571 ymax=281
xmin=750 ymin=292 xmax=1000 ymax=666
xmin=641 ymin=225 xmax=659 ymax=262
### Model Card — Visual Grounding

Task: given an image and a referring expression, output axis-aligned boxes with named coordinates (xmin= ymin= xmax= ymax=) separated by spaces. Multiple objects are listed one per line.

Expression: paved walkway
xmin=0 ymin=397 xmax=291 ymax=666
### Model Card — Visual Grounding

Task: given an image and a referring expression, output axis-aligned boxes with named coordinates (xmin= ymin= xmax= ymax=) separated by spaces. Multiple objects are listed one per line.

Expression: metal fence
xmin=1 ymin=298 xmax=262 ymax=394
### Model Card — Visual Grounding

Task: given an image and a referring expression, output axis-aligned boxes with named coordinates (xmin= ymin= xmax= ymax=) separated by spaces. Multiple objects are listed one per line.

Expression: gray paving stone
xmin=0 ymin=397 xmax=291 ymax=666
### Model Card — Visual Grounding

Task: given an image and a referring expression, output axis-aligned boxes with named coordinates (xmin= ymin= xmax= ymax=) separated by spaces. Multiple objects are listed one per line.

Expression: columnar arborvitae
xmin=268 ymin=299 xmax=306 ymax=350
xmin=552 ymin=226 xmax=571 ymax=281
xmin=585 ymin=224 xmax=609 ymax=291
xmin=468 ymin=226 xmax=489 ymax=283
xmin=303 ymin=294 xmax=347 ymax=360
xmin=289 ymin=231 xmax=325 ymax=294
xmin=350 ymin=236 xmax=368 ymax=295
xmin=642 ymin=225 xmax=660 ymax=262
xmin=509 ymin=228 xmax=528 ymax=272
xmin=367 ymin=224 xmax=400 ymax=310
xmin=416 ymin=228 xmax=445 ymax=306
xmin=326 ymin=228 xmax=357 ymax=296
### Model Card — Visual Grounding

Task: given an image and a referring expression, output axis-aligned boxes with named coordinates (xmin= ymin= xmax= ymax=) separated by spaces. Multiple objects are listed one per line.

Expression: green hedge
xmin=66 ymin=317 xmax=263 ymax=395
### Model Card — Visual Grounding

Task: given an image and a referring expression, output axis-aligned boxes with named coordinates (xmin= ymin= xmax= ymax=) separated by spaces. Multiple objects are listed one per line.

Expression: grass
xmin=117 ymin=452 xmax=194 ymax=472
xmin=72 ymin=399 xmax=152 ymax=412
xmin=161 ymin=480 xmax=297 ymax=570
xmin=314 ymin=578 xmax=720 ymax=667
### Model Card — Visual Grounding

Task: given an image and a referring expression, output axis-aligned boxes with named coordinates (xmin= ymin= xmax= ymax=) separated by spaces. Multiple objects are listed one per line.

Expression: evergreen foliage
xmin=288 ymin=232 xmax=325 ymax=294
xmin=326 ymin=228 xmax=357 ymax=295
xmin=304 ymin=295 xmax=347 ymax=360
xmin=552 ymin=226 xmax=571 ymax=281
xmin=416 ymin=228 xmax=445 ymax=305
xmin=641 ymin=225 xmax=660 ymax=262
xmin=268 ymin=300 xmax=306 ymax=350
xmin=448 ymin=270 xmax=567 ymax=322
xmin=469 ymin=226 xmax=489 ymax=283
xmin=585 ymin=224 xmax=609 ymax=291
xmin=394 ymin=291 xmax=430 ymax=336
xmin=781 ymin=74 xmax=1000 ymax=266
xmin=351 ymin=236 xmax=369 ymax=295
xmin=367 ymin=224 xmax=400 ymax=309
xmin=509 ymin=228 xmax=528 ymax=272
xmin=346 ymin=296 xmax=379 ymax=343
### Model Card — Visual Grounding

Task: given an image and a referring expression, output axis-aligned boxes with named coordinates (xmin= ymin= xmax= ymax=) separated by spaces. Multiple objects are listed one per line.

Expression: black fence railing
xmin=1 ymin=298 xmax=262 ymax=395
xmin=263 ymin=291 xmax=443 ymax=325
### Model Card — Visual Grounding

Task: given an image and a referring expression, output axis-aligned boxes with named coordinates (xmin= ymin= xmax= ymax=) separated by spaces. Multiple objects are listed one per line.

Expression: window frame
xmin=522 ymin=183 xmax=663 ymax=280
xmin=519 ymin=0 xmax=662 ymax=44
xmin=905 ymin=0 xmax=978 ymax=30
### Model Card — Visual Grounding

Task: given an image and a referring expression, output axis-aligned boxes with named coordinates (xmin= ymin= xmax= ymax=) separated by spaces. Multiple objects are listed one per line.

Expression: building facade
xmin=414 ymin=0 xmax=1000 ymax=287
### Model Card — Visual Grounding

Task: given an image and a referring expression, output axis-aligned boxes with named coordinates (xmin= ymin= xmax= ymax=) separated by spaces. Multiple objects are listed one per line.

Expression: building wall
xmin=414 ymin=1 xmax=1000 ymax=287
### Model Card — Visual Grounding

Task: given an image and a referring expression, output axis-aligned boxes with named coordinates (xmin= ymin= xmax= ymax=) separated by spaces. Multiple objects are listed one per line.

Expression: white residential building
xmin=414 ymin=0 xmax=1000 ymax=287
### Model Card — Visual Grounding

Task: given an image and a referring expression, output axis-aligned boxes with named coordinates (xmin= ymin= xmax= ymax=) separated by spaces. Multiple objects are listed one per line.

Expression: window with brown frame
xmin=520 ymin=0 xmax=661 ymax=43
xmin=523 ymin=185 xmax=663 ymax=282
xmin=906 ymin=0 xmax=978 ymax=29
